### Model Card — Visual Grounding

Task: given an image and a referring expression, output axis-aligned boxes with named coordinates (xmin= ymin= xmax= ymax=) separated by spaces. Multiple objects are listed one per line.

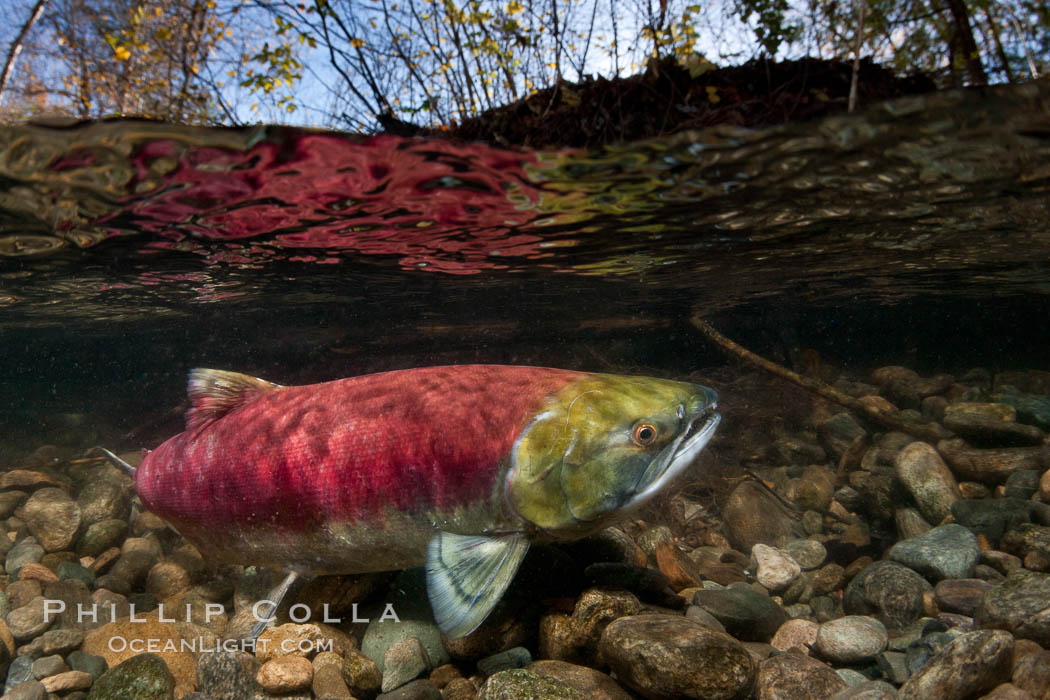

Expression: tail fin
xmin=93 ymin=447 xmax=137 ymax=478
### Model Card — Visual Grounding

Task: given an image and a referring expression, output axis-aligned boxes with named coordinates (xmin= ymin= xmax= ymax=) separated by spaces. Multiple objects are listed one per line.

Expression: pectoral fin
xmin=425 ymin=531 xmax=529 ymax=639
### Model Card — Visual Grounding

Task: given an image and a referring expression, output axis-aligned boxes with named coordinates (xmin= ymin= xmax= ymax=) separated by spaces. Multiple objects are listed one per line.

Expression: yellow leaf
xmin=705 ymin=86 xmax=720 ymax=104
xmin=114 ymin=45 xmax=131 ymax=61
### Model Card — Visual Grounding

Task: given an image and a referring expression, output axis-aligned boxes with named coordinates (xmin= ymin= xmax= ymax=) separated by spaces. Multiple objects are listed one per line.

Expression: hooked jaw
xmin=625 ymin=388 xmax=721 ymax=513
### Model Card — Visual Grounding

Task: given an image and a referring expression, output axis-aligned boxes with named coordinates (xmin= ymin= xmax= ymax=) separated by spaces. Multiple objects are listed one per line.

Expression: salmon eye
xmin=631 ymin=422 xmax=658 ymax=446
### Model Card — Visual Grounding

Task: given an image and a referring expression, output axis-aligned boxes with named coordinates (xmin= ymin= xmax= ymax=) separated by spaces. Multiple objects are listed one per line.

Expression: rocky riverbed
xmin=1 ymin=362 xmax=1049 ymax=699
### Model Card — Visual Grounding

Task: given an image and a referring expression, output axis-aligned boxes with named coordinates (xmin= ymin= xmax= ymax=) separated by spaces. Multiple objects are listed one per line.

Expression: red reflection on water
xmin=121 ymin=133 xmax=556 ymax=274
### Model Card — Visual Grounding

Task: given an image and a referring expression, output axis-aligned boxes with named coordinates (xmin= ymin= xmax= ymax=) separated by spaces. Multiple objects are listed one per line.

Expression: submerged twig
xmin=689 ymin=313 xmax=951 ymax=443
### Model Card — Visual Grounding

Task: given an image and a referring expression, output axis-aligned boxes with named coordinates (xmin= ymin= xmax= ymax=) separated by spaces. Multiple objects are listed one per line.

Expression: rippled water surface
xmin=2 ymin=82 xmax=1050 ymax=450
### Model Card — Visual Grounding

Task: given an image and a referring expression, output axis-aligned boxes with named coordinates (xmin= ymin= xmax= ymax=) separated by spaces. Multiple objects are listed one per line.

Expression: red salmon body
xmin=136 ymin=365 xmax=583 ymax=570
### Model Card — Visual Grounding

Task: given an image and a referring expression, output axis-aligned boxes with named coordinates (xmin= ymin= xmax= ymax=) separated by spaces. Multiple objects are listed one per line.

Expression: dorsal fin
xmin=186 ymin=368 xmax=282 ymax=431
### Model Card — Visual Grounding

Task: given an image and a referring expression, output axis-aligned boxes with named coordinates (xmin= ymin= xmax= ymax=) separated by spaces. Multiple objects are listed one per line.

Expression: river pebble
xmin=888 ymin=524 xmax=979 ymax=581
xmin=756 ymin=653 xmax=847 ymax=700
xmin=87 ymin=652 xmax=175 ymax=700
xmin=257 ymin=655 xmax=314 ymax=694
xmin=814 ymin=616 xmax=888 ymax=663
xmin=750 ymin=544 xmax=801 ymax=591
xmin=844 ymin=561 xmax=932 ymax=633
xmin=898 ymin=630 xmax=1014 ymax=700
xmin=692 ymin=583 xmax=789 ymax=642
xmin=599 ymin=614 xmax=754 ymax=700
xmin=975 ymin=570 xmax=1050 ymax=646
xmin=20 ymin=489 xmax=81 ymax=553
xmin=894 ymin=442 xmax=961 ymax=523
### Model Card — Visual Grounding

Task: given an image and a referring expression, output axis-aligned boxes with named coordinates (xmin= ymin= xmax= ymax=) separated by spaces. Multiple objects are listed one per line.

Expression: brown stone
xmin=938 ymin=439 xmax=1050 ymax=485
xmin=935 ymin=578 xmax=995 ymax=617
xmin=599 ymin=614 xmax=754 ymax=700
xmin=256 ymin=622 xmax=354 ymax=662
xmin=653 ymin=539 xmax=701 ymax=591
xmin=528 ymin=660 xmax=633 ymax=700
xmin=39 ymin=670 xmax=93 ymax=692
xmin=898 ymin=630 xmax=1014 ymax=700
xmin=19 ymin=488 xmax=81 ymax=552
xmin=257 ymin=655 xmax=314 ymax=694
xmin=983 ymin=682 xmax=1038 ymax=700
xmin=444 ymin=677 xmax=477 ymax=700
xmin=0 ymin=471 xmax=63 ymax=491
xmin=1011 ymin=648 xmax=1050 ymax=700
xmin=770 ymin=619 xmax=818 ymax=654
xmin=81 ymin=610 xmax=207 ymax=692
xmin=15 ymin=562 xmax=58 ymax=584
xmin=756 ymin=653 xmax=847 ymax=700
xmin=341 ymin=646 xmax=381 ymax=699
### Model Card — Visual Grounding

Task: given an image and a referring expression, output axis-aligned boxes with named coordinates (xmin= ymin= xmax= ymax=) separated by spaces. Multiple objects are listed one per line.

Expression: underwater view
xmin=1 ymin=81 xmax=1050 ymax=699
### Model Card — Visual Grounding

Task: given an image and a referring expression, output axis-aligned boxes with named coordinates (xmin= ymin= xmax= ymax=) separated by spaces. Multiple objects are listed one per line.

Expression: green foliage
xmin=736 ymin=0 xmax=800 ymax=56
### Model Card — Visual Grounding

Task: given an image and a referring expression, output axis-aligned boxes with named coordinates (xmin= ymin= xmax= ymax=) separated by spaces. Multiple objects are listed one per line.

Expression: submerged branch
xmin=689 ymin=313 xmax=952 ymax=443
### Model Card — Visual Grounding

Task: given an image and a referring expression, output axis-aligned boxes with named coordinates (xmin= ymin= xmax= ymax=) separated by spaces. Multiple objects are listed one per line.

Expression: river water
xmin=1 ymin=81 xmax=1048 ymax=468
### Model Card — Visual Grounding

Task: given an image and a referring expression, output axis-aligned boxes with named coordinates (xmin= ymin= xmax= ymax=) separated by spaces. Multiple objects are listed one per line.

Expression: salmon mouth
xmin=625 ymin=399 xmax=721 ymax=511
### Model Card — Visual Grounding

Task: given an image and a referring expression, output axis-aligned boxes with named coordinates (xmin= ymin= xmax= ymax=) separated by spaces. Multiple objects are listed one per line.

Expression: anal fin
xmin=425 ymin=531 xmax=529 ymax=639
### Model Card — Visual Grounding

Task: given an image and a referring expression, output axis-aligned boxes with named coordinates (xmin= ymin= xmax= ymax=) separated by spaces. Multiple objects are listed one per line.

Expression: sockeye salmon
xmin=131 ymin=364 xmax=721 ymax=638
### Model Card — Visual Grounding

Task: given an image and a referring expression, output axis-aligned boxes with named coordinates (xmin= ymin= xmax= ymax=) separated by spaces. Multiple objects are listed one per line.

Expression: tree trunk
xmin=0 ymin=0 xmax=50 ymax=107
xmin=944 ymin=0 xmax=987 ymax=85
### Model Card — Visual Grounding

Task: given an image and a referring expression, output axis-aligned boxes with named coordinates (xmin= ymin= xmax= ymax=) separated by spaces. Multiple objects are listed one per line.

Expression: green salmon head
xmin=507 ymin=373 xmax=720 ymax=535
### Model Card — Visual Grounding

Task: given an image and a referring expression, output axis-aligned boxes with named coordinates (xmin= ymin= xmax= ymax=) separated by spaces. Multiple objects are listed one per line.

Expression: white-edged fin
xmin=186 ymin=368 xmax=282 ymax=431
xmin=426 ymin=531 xmax=529 ymax=639
xmin=249 ymin=570 xmax=298 ymax=640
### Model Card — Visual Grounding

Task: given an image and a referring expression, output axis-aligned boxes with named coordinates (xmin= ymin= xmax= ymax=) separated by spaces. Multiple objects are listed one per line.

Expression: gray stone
xmin=56 ymin=561 xmax=94 ymax=586
xmin=5 ymin=656 xmax=35 ymax=693
xmin=378 ymin=679 xmax=443 ymax=700
xmin=1003 ymin=470 xmax=1043 ymax=500
xmin=750 ymin=544 xmax=801 ymax=592
xmin=875 ymin=650 xmax=910 ymax=684
xmin=951 ymin=499 xmax=1040 ymax=547
xmin=21 ymin=489 xmax=81 ymax=553
xmin=361 ymin=570 xmax=449 ymax=674
xmin=87 ymin=652 xmax=175 ymax=700
xmin=829 ymin=680 xmax=899 ymax=699
xmin=820 ymin=412 xmax=868 ymax=460
xmin=382 ymin=637 xmax=429 ymax=693
xmin=6 ymin=597 xmax=53 ymax=641
xmin=894 ymin=442 xmax=961 ymax=524
xmin=30 ymin=654 xmax=68 ymax=679
xmin=815 ymin=616 xmax=888 ymax=663
xmin=693 ymin=582 xmax=789 ymax=642
xmin=888 ymin=524 xmax=979 ymax=581
xmin=5 ymin=540 xmax=44 ymax=576
xmin=66 ymin=651 xmax=107 ymax=681
xmin=37 ymin=628 xmax=83 ymax=657
xmin=898 ymin=630 xmax=1014 ymax=700
xmin=196 ymin=650 xmax=260 ymax=700
xmin=75 ymin=519 xmax=128 ymax=558
xmin=975 ymin=570 xmax=1050 ymax=646
xmin=782 ymin=539 xmax=827 ymax=570
xmin=76 ymin=480 xmax=130 ymax=526
xmin=599 ymin=614 xmax=754 ymax=700
xmin=477 ymin=647 xmax=532 ymax=676
xmin=844 ymin=561 xmax=932 ymax=633
xmin=2 ymin=681 xmax=47 ymax=700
